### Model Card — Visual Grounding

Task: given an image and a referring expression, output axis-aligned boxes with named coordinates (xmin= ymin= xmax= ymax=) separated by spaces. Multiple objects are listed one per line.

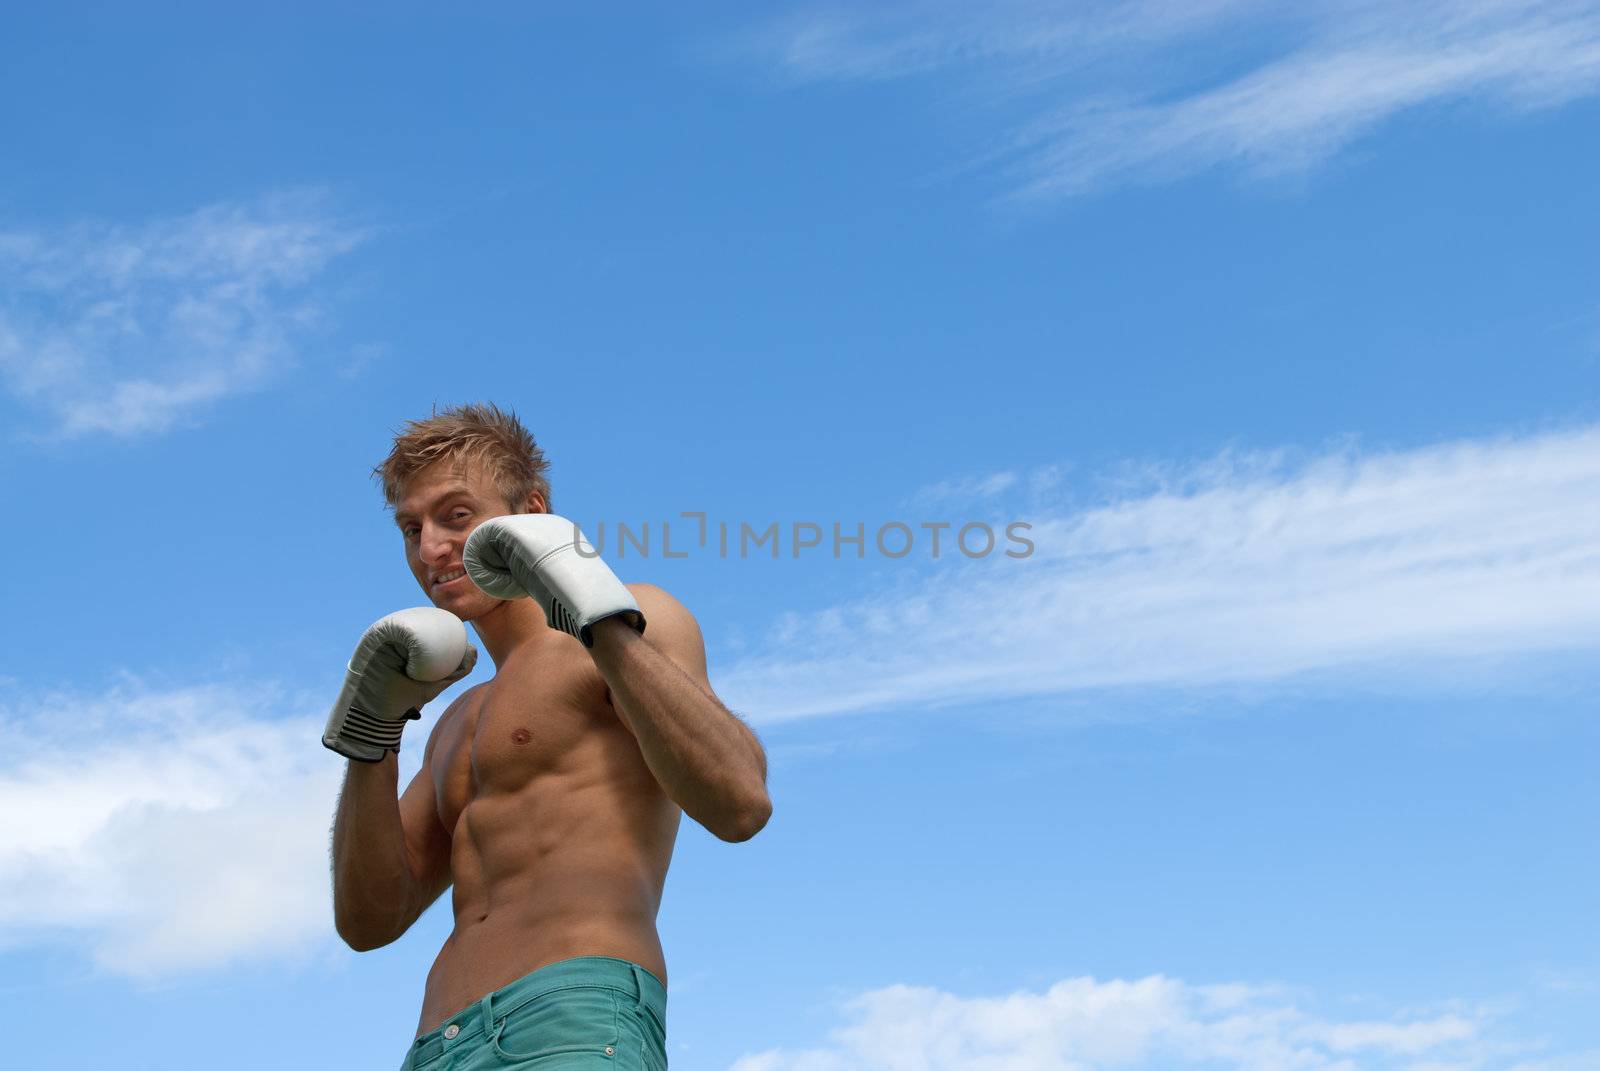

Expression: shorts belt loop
xmin=629 ymin=963 xmax=648 ymax=1011
xmin=478 ymin=991 xmax=497 ymax=1038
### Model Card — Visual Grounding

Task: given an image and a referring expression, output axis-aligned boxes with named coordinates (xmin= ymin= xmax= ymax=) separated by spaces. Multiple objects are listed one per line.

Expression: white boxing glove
xmin=463 ymin=514 xmax=645 ymax=647
xmin=322 ymin=607 xmax=477 ymax=763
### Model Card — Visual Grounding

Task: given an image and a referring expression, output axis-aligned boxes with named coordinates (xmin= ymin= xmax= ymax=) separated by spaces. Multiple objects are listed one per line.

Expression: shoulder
xmin=625 ymin=583 xmax=708 ymax=672
xmin=441 ymin=679 xmax=491 ymax=714
xmin=423 ymin=681 xmax=487 ymax=752
xmin=627 ymin=583 xmax=693 ymax=621
xmin=627 ymin=584 xmax=702 ymax=638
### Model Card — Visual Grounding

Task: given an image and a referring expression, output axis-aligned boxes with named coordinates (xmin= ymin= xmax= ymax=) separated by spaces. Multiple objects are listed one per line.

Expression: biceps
xmin=646 ymin=602 xmax=712 ymax=689
xmin=397 ymin=768 xmax=452 ymax=897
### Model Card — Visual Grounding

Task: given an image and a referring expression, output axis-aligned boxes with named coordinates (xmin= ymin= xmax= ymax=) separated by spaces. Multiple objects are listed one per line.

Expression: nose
xmin=418 ymin=521 xmax=455 ymax=564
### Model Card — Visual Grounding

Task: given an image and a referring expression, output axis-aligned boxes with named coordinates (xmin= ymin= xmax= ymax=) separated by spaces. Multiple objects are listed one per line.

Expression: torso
xmin=416 ymin=628 xmax=680 ymax=1035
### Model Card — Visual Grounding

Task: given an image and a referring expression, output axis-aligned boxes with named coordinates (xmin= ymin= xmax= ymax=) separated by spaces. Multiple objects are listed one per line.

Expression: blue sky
xmin=2 ymin=2 xmax=1598 ymax=1068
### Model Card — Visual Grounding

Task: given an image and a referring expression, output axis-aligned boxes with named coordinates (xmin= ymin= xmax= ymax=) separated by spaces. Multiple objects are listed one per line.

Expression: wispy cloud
xmin=0 ymin=191 xmax=366 ymax=438
xmin=722 ymin=424 xmax=1600 ymax=723
xmin=0 ymin=682 xmax=342 ymax=977
xmin=730 ymin=972 xmax=1585 ymax=1070
xmin=740 ymin=0 xmax=1600 ymax=199
xmin=908 ymin=469 xmax=1021 ymax=507
xmin=907 ymin=463 xmax=1068 ymax=510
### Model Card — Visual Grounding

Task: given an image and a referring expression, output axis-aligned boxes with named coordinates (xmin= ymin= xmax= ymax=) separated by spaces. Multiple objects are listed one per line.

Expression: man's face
xmin=393 ymin=458 xmax=524 ymax=620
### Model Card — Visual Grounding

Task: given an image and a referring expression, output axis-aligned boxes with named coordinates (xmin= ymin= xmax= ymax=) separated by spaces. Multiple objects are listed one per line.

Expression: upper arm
xmin=628 ymin=583 xmax=712 ymax=690
xmin=395 ymin=705 xmax=459 ymax=915
xmin=627 ymin=583 xmax=766 ymax=781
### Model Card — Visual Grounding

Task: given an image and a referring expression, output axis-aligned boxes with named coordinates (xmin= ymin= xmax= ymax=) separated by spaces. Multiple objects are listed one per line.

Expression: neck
xmin=469 ymin=597 xmax=552 ymax=668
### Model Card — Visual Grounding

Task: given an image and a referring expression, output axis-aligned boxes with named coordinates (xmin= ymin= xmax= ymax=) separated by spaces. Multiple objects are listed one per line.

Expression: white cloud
xmin=722 ymin=424 xmax=1600 ymax=723
xmin=0 ymin=682 xmax=343 ymax=977
xmin=742 ymin=0 xmax=1600 ymax=199
xmin=728 ymin=973 xmax=1561 ymax=1070
xmin=0 ymin=191 xmax=366 ymax=438
xmin=747 ymin=0 xmax=1256 ymax=86
xmin=909 ymin=469 xmax=1021 ymax=507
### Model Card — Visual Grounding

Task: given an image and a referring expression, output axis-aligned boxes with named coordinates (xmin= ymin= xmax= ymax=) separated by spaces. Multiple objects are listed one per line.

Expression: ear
xmin=521 ymin=491 xmax=548 ymax=515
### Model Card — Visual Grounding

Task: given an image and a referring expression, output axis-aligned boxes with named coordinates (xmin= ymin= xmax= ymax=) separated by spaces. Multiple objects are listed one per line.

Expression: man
xmin=324 ymin=403 xmax=771 ymax=1070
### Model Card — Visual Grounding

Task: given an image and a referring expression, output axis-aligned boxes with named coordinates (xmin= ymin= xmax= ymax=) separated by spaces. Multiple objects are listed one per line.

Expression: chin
xmin=442 ymin=594 xmax=496 ymax=623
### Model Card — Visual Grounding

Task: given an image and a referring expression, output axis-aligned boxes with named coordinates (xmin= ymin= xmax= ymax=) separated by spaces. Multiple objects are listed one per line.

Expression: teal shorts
xmin=398 ymin=956 xmax=668 ymax=1070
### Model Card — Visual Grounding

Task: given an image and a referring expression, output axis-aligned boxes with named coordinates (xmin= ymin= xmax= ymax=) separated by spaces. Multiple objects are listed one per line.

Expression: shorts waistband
xmin=407 ymin=956 xmax=667 ymax=1064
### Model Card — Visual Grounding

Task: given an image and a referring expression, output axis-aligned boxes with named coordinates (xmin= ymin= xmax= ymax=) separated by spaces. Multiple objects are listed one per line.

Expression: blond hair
xmin=374 ymin=402 xmax=551 ymax=512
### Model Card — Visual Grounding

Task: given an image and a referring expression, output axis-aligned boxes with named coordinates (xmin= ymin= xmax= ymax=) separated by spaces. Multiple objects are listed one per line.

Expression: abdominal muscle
xmin=415 ymin=680 xmax=679 ymax=1036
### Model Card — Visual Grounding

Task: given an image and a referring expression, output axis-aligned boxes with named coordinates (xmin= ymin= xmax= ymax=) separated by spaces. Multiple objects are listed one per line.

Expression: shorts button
xmin=605 ymin=1046 xmax=615 ymax=1056
xmin=443 ymin=1024 xmax=460 ymax=1040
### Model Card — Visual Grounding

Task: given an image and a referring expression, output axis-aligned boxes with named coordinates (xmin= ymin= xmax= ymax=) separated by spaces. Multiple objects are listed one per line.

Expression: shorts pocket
xmin=627 ymin=1003 xmax=668 ymax=1071
xmin=490 ymin=985 xmax=621 ymax=1065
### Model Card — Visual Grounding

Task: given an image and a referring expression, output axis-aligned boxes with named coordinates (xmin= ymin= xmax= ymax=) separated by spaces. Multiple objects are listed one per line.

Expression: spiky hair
xmin=373 ymin=402 xmax=551 ymax=512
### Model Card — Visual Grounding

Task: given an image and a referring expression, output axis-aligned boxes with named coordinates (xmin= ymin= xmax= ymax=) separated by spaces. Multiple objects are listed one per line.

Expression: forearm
xmin=590 ymin=619 xmax=770 ymax=841
xmin=330 ymin=755 xmax=424 ymax=949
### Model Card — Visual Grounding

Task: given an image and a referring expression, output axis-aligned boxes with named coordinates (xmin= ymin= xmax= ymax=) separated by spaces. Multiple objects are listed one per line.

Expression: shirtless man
xmin=324 ymin=403 xmax=772 ymax=1070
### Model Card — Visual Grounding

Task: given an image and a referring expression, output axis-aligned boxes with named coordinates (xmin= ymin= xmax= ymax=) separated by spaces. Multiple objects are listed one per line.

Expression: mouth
xmin=430 ymin=567 xmax=467 ymax=592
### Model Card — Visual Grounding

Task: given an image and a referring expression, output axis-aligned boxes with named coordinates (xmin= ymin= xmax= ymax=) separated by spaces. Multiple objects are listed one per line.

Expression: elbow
xmin=339 ymin=933 xmax=387 ymax=953
xmin=333 ymin=907 xmax=402 ymax=953
xmin=715 ymin=791 xmax=772 ymax=843
xmin=335 ymin=921 xmax=386 ymax=952
xmin=336 ymin=924 xmax=398 ymax=953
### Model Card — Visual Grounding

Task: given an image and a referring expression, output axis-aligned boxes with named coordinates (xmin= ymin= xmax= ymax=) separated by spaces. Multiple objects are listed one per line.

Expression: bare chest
xmin=429 ymin=643 xmax=622 ymax=830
